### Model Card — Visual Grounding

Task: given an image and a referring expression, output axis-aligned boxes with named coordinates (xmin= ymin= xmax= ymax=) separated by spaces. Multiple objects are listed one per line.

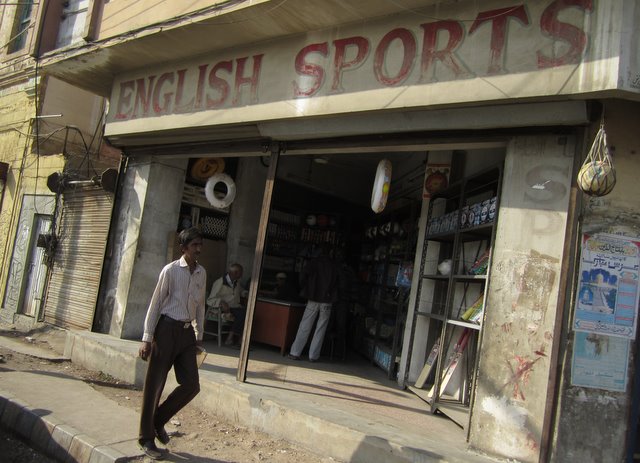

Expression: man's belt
xmin=160 ymin=314 xmax=192 ymax=329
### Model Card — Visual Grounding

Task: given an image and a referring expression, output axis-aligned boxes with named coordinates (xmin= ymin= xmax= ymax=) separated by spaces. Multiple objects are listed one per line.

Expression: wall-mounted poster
xmin=571 ymin=331 xmax=629 ymax=392
xmin=573 ymin=233 xmax=640 ymax=340
xmin=422 ymin=164 xmax=450 ymax=199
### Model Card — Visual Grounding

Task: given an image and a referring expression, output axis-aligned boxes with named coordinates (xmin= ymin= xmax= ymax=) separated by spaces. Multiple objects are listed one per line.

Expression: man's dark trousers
xmin=139 ymin=316 xmax=200 ymax=441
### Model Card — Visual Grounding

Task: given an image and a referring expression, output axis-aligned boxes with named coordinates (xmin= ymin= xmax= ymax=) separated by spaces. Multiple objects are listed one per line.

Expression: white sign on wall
xmin=571 ymin=331 xmax=629 ymax=392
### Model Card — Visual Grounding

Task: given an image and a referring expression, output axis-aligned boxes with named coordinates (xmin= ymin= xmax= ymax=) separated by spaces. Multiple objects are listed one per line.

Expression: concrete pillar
xmin=98 ymin=156 xmax=187 ymax=339
xmin=469 ymin=135 xmax=575 ymax=462
xmin=225 ymin=157 xmax=268 ymax=287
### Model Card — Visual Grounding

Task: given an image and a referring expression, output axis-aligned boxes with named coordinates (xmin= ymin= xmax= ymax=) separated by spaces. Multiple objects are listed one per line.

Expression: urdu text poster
xmin=573 ymin=233 xmax=640 ymax=340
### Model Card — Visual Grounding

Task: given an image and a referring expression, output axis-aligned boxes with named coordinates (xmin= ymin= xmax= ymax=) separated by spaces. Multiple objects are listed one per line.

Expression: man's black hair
xmin=179 ymin=227 xmax=203 ymax=247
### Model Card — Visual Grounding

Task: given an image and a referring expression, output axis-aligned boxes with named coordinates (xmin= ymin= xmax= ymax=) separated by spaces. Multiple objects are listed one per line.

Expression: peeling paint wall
xmin=0 ymin=73 xmax=66 ymax=325
xmin=469 ymin=135 xmax=575 ymax=462
xmin=552 ymin=99 xmax=640 ymax=463
xmin=96 ymin=156 xmax=186 ymax=339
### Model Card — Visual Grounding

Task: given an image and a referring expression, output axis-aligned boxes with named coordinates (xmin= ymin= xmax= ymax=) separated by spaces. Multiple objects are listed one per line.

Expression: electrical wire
xmin=33 ymin=41 xmax=40 ymax=214
xmin=100 ymin=0 xmax=248 ymax=39
xmin=188 ymin=0 xmax=290 ymax=26
xmin=10 ymin=125 xmax=66 ymax=139
xmin=0 ymin=22 xmax=33 ymax=50
xmin=383 ymin=0 xmax=522 ymax=23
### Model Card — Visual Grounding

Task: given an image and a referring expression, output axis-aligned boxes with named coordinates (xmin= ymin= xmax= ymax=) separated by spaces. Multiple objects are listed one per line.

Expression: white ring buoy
xmin=205 ymin=173 xmax=236 ymax=209
xmin=371 ymin=159 xmax=392 ymax=213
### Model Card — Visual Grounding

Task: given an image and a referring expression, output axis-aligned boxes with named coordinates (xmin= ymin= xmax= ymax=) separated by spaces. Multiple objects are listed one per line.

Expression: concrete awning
xmin=38 ymin=0 xmax=441 ymax=97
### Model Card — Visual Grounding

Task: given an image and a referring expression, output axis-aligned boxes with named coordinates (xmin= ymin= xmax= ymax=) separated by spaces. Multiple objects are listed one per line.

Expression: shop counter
xmin=251 ymin=297 xmax=306 ymax=355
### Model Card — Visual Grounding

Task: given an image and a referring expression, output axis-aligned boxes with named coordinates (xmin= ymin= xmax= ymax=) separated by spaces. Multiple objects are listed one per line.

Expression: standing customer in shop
xmin=137 ymin=227 xmax=206 ymax=460
xmin=288 ymin=243 xmax=339 ymax=362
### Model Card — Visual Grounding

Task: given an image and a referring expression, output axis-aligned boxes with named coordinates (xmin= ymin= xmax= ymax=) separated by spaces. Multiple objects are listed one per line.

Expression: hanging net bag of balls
xmin=577 ymin=122 xmax=616 ymax=197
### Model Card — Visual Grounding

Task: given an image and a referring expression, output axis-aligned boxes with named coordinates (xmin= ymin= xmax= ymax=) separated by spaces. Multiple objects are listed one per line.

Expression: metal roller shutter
xmin=43 ymin=187 xmax=113 ymax=329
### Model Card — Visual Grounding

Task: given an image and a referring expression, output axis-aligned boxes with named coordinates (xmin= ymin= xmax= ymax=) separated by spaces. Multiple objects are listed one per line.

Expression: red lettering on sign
xmin=132 ymin=76 xmax=156 ymax=118
xmin=152 ymin=72 xmax=174 ymax=114
xmin=469 ymin=5 xmax=530 ymax=75
xmin=294 ymin=42 xmax=329 ymax=97
xmin=374 ymin=28 xmax=416 ymax=86
xmin=207 ymin=61 xmax=232 ymax=108
xmin=109 ymin=0 xmax=595 ymax=121
xmin=233 ymin=55 xmax=263 ymax=105
xmin=195 ymin=64 xmax=208 ymax=109
xmin=332 ymin=36 xmax=370 ymax=92
xmin=174 ymin=69 xmax=191 ymax=112
xmin=420 ymin=20 xmax=467 ymax=82
xmin=114 ymin=80 xmax=135 ymax=119
xmin=537 ymin=0 xmax=593 ymax=68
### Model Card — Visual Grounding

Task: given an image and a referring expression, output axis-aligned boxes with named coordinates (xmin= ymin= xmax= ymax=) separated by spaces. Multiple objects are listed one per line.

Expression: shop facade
xmin=0 ymin=0 xmax=120 ymax=332
xmin=39 ymin=0 xmax=640 ymax=462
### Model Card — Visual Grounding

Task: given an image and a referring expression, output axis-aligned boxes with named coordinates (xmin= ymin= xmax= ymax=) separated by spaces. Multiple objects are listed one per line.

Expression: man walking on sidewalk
xmin=137 ymin=227 xmax=206 ymax=459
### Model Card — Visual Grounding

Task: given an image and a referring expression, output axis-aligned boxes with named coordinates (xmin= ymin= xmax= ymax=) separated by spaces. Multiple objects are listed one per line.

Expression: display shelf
xmin=447 ymin=319 xmax=482 ymax=330
xmin=416 ymin=312 xmax=446 ymax=321
xmin=458 ymin=222 xmax=493 ymax=238
xmin=178 ymin=191 xmax=229 ymax=241
xmin=433 ymin=400 xmax=471 ymax=429
xmin=181 ymin=182 xmax=230 ymax=213
xmin=422 ymin=274 xmax=450 ymax=280
xmin=423 ymin=232 xmax=457 ymax=243
xmin=451 ymin=274 xmax=487 ymax=282
xmin=261 ymin=208 xmax=345 ymax=287
xmin=407 ymin=385 xmax=433 ymax=403
xmin=405 ymin=162 xmax=503 ymax=431
xmin=355 ymin=204 xmax=419 ymax=378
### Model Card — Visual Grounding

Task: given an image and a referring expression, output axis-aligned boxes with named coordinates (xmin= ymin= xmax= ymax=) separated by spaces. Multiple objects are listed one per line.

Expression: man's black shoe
xmin=155 ymin=426 xmax=170 ymax=445
xmin=138 ymin=438 xmax=164 ymax=460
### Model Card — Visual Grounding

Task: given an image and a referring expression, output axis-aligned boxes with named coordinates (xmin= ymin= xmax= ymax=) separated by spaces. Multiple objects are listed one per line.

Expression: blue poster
xmin=573 ymin=233 xmax=640 ymax=339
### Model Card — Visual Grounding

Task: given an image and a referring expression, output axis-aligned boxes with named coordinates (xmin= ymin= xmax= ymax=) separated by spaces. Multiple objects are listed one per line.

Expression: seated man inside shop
xmin=261 ymin=272 xmax=301 ymax=301
xmin=206 ymin=263 xmax=245 ymax=348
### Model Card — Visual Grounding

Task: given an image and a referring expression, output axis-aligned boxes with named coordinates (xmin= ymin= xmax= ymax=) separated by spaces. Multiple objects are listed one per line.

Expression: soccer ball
xmin=577 ymin=161 xmax=615 ymax=196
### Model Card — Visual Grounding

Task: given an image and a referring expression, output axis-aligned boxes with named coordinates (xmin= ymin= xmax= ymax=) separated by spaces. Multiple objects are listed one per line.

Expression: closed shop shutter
xmin=43 ymin=187 xmax=113 ymax=329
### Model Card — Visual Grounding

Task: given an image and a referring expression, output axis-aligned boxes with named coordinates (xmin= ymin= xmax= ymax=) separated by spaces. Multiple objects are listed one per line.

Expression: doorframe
xmin=19 ymin=213 xmax=52 ymax=318
xmin=237 ymin=143 xmax=281 ymax=381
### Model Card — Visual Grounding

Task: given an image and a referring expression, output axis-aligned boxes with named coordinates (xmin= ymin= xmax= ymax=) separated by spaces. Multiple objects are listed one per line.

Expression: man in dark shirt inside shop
xmin=288 ymin=244 xmax=339 ymax=362
xmin=262 ymin=272 xmax=300 ymax=301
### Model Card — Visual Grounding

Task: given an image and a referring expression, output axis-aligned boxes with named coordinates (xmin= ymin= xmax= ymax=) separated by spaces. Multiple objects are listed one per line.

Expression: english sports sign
xmin=107 ymin=0 xmax=604 ymax=130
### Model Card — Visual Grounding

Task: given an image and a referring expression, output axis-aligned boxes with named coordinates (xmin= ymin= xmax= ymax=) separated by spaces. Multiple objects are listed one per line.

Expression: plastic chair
xmin=204 ymin=306 xmax=233 ymax=347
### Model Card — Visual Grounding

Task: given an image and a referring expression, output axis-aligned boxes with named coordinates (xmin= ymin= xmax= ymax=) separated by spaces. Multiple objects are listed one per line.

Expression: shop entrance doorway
xmin=254 ymin=150 xmax=425 ymax=378
xmin=175 ymin=141 xmax=507 ymax=388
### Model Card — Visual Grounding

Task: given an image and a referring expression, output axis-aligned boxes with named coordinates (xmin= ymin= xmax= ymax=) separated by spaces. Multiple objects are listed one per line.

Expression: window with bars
xmin=6 ymin=0 xmax=34 ymax=54
xmin=55 ymin=0 xmax=89 ymax=48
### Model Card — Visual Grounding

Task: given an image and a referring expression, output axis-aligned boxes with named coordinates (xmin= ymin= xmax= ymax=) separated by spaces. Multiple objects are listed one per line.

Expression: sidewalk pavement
xmin=0 ymin=326 xmax=506 ymax=463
